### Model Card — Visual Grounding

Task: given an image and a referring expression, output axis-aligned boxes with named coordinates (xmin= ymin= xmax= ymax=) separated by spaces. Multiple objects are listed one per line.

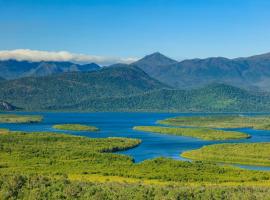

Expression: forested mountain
xmin=3 ymin=51 xmax=270 ymax=92
xmin=133 ymin=52 xmax=270 ymax=91
xmin=0 ymin=60 xmax=100 ymax=79
xmin=1 ymin=52 xmax=270 ymax=112
xmin=0 ymin=65 xmax=167 ymax=110
xmin=0 ymin=63 xmax=269 ymax=112
xmin=52 ymin=83 xmax=270 ymax=112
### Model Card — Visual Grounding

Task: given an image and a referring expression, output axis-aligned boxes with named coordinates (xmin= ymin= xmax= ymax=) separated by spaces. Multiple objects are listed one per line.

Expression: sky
xmin=0 ymin=0 xmax=270 ymax=63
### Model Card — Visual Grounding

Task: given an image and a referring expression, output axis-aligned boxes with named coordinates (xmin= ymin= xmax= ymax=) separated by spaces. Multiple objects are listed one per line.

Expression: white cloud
xmin=0 ymin=49 xmax=138 ymax=65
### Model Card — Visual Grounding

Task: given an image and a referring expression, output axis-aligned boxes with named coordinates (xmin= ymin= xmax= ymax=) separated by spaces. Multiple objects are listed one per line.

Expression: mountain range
xmin=1 ymin=51 xmax=270 ymax=112
xmin=133 ymin=52 xmax=270 ymax=91
xmin=0 ymin=65 xmax=167 ymax=110
xmin=1 ymin=51 xmax=270 ymax=92
xmin=0 ymin=60 xmax=100 ymax=79
xmin=0 ymin=63 xmax=270 ymax=112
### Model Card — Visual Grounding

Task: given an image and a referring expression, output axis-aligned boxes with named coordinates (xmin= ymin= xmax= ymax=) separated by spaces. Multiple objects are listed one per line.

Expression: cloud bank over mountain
xmin=0 ymin=49 xmax=137 ymax=65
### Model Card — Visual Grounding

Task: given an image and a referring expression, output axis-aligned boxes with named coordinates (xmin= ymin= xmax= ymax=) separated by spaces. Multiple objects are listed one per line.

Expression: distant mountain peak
xmin=139 ymin=52 xmax=177 ymax=64
xmin=132 ymin=52 xmax=178 ymax=75
xmin=145 ymin=52 xmax=164 ymax=57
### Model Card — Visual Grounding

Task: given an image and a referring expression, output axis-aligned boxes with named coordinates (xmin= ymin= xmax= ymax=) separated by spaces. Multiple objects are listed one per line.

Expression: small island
xmin=53 ymin=124 xmax=100 ymax=132
xmin=181 ymin=143 xmax=270 ymax=166
xmin=158 ymin=115 xmax=270 ymax=130
xmin=0 ymin=114 xmax=42 ymax=123
xmin=133 ymin=126 xmax=250 ymax=140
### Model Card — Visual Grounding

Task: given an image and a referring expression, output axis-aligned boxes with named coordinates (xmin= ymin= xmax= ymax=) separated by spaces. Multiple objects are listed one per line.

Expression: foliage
xmin=1 ymin=131 xmax=270 ymax=198
xmin=182 ymin=143 xmax=270 ymax=166
xmin=133 ymin=126 xmax=250 ymax=140
xmin=159 ymin=115 xmax=270 ymax=130
xmin=53 ymin=124 xmax=99 ymax=132
xmin=1 ymin=65 xmax=270 ymax=112
xmin=0 ymin=65 xmax=166 ymax=111
xmin=0 ymin=131 xmax=269 ymax=184
xmin=1 ymin=175 xmax=270 ymax=200
xmin=0 ymin=114 xmax=42 ymax=123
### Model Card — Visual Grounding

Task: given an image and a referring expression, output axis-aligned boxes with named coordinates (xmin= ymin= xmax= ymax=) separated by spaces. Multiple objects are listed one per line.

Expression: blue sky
xmin=0 ymin=0 xmax=270 ymax=61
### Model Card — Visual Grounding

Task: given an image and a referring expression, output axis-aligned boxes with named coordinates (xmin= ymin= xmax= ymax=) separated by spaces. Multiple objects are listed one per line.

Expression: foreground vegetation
xmin=2 ymin=175 xmax=270 ymax=200
xmin=0 ymin=114 xmax=42 ymax=123
xmin=159 ymin=115 xmax=270 ymax=130
xmin=133 ymin=126 xmax=250 ymax=140
xmin=53 ymin=124 xmax=99 ymax=132
xmin=2 ymin=130 xmax=270 ymax=199
xmin=1 ymin=131 xmax=268 ymax=184
xmin=182 ymin=143 xmax=270 ymax=167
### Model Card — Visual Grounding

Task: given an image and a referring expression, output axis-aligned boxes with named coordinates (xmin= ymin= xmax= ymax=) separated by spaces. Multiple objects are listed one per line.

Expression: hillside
xmin=54 ymin=83 xmax=270 ymax=112
xmin=133 ymin=52 xmax=270 ymax=91
xmin=0 ymin=65 xmax=167 ymax=110
xmin=0 ymin=59 xmax=100 ymax=79
xmin=0 ymin=65 xmax=269 ymax=112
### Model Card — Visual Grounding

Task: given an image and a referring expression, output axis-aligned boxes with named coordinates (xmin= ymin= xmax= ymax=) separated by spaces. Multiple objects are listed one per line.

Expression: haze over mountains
xmin=133 ymin=52 xmax=270 ymax=91
xmin=2 ymin=51 xmax=270 ymax=91
xmin=0 ymin=60 xmax=100 ymax=79
xmin=1 ymin=51 xmax=270 ymax=112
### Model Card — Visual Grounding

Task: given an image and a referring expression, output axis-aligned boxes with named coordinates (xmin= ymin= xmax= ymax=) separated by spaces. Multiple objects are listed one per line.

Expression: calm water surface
xmin=1 ymin=112 xmax=270 ymax=170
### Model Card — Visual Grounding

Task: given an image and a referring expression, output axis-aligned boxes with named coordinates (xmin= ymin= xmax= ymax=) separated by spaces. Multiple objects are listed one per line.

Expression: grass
xmin=133 ymin=126 xmax=250 ymax=140
xmin=182 ymin=143 xmax=270 ymax=167
xmin=0 ymin=114 xmax=42 ymax=123
xmin=53 ymin=124 xmax=99 ymax=132
xmin=158 ymin=115 xmax=270 ymax=130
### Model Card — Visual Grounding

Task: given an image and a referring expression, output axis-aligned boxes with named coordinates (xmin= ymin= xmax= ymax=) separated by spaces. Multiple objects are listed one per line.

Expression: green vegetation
xmin=159 ymin=115 xmax=270 ymax=130
xmin=0 ymin=130 xmax=269 ymax=183
xmin=2 ymin=130 xmax=270 ymax=199
xmin=0 ymin=114 xmax=42 ymax=123
xmin=0 ymin=65 xmax=167 ymax=111
xmin=133 ymin=126 xmax=250 ymax=140
xmin=1 ymin=65 xmax=270 ymax=113
xmin=53 ymin=124 xmax=99 ymax=132
xmin=2 ymin=175 xmax=270 ymax=200
xmin=182 ymin=143 xmax=270 ymax=167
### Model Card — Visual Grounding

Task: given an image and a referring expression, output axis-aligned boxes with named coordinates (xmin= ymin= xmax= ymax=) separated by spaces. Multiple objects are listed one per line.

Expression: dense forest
xmin=0 ymin=64 xmax=270 ymax=112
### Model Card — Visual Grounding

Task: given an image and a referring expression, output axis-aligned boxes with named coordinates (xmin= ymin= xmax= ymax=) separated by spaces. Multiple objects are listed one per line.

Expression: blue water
xmin=1 ymin=112 xmax=270 ymax=170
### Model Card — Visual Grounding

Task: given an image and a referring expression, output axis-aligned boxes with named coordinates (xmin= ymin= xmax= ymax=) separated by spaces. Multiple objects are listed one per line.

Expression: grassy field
xmin=133 ymin=126 xmax=250 ymax=140
xmin=182 ymin=143 xmax=270 ymax=167
xmin=53 ymin=124 xmax=99 ymax=131
xmin=158 ymin=115 xmax=270 ymax=130
xmin=0 ymin=114 xmax=42 ymax=123
xmin=2 ymin=130 xmax=270 ymax=199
